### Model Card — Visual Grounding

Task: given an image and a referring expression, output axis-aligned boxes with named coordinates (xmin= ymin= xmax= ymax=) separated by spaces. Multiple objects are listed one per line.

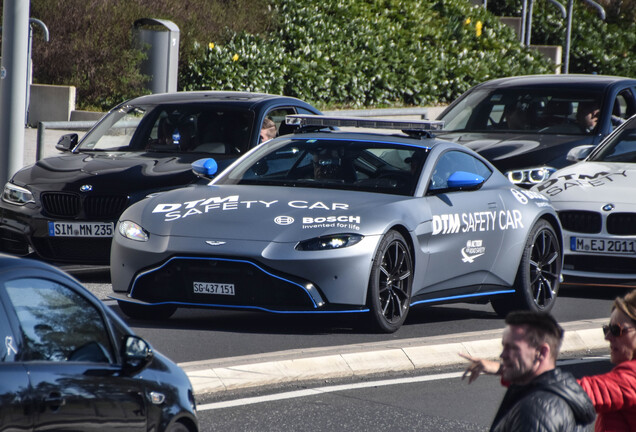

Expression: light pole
xmin=0 ymin=0 xmax=30 ymax=185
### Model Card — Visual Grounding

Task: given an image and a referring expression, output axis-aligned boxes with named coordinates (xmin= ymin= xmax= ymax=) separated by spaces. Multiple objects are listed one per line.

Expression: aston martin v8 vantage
xmin=110 ymin=115 xmax=563 ymax=332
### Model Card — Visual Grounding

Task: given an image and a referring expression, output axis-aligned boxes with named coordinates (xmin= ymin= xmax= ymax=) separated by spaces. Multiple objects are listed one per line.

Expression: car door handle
xmin=44 ymin=392 xmax=66 ymax=411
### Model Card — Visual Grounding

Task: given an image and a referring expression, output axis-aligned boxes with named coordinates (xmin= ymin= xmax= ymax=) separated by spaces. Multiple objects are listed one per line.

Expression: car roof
xmin=120 ymin=91 xmax=313 ymax=109
xmin=476 ymin=74 xmax=636 ymax=90
xmin=0 ymin=252 xmax=70 ymax=275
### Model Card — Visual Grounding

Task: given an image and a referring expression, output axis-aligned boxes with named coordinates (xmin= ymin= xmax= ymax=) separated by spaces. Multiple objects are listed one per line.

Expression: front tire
xmin=491 ymin=219 xmax=561 ymax=316
xmin=118 ymin=301 xmax=177 ymax=320
xmin=367 ymin=230 xmax=413 ymax=333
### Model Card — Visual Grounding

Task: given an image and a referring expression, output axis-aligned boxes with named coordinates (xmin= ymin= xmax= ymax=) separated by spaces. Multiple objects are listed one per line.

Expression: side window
xmin=266 ymin=107 xmax=300 ymax=138
xmin=429 ymin=151 xmax=492 ymax=192
xmin=4 ymin=278 xmax=114 ymax=363
xmin=0 ymin=302 xmax=16 ymax=362
xmin=613 ymin=89 xmax=636 ymax=126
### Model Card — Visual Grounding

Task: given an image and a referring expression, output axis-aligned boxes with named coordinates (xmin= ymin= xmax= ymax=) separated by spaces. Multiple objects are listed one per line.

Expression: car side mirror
xmin=56 ymin=133 xmax=79 ymax=152
xmin=566 ymin=145 xmax=595 ymax=162
xmin=122 ymin=335 xmax=153 ymax=373
xmin=191 ymin=158 xmax=219 ymax=179
xmin=447 ymin=171 xmax=485 ymax=191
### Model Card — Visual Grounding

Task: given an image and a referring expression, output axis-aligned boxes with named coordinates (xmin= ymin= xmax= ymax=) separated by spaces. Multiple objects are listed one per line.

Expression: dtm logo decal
xmin=536 ymin=170 xmax=628 ymax=197
xmin=462 ymin=240 xmax=486 ymax=263
xmin=432 ymin=210 xmax=523 ymax=235
xmin=151 ymin=195 xmax=350 ymax=221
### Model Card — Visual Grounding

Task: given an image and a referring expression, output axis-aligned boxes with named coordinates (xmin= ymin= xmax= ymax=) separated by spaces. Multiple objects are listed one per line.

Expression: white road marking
xmin=197 ymin=355 xmax=609 ymax=411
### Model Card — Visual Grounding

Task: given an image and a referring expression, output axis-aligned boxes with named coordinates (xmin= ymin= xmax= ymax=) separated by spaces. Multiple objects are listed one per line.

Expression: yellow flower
xmin=232 ymin=53 xmax=239 ymax=62
xmin=476 ymin=21 xmax=483 ymax=37
xmin=464 ymin=18 xmax=471 ymax=25
xmin=208 ymin=42 xmax=215 ymax=50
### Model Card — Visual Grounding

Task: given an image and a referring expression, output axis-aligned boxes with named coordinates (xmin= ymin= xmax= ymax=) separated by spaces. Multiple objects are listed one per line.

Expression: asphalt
xmin=21 ymin=124 xmax=610 ymax=398
xmin=178 ymin=318 xmax=609 ymax=396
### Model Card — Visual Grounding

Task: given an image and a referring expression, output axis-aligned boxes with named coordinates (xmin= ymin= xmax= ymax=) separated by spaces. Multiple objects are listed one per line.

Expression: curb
xmin=179 ymin=318 xmax=608 ymax=396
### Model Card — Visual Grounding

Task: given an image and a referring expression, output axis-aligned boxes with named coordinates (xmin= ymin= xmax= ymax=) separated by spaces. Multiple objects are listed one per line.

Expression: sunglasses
xmin=603 ymin=323 xmax=636 ymax=337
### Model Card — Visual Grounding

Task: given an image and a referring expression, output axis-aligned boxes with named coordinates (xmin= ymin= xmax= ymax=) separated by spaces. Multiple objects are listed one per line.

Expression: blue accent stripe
xmin=131 ymin=256 xmax=320 ymax=308
xmin=409 ymin=289 xmax=515 ymax=306
xmin=111 ymin=296 xmax=369 ymax=314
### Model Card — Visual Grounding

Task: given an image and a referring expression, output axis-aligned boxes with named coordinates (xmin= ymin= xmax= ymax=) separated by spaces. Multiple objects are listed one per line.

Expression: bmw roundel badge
xmin=602 ymin=203 xmax=615 ymax=212
xmin=80 ymin=185 xmax=93 ymax=192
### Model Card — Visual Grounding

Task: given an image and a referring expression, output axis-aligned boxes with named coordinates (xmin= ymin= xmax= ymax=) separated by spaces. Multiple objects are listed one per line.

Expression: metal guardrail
xmin=35 ymin=107 xmax=430 ymax=161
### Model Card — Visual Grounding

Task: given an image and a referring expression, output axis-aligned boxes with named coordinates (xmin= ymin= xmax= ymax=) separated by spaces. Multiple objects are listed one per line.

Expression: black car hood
xmin=435 ymin=131 xmax=595 ymax=172
xmin=11 ymin=151 xmax=225 ymax=194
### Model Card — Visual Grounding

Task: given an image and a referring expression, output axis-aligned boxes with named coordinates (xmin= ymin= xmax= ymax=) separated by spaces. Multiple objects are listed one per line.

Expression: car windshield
xmin=440 ymin=87 xmax=603 ymax=135
xmin=77 ymin=103 xmax=255 ymax=154
xmin=213 ymin=137 xmax=430 ymax=196
xmin=589 ymin=119 xmax=636 ymax=162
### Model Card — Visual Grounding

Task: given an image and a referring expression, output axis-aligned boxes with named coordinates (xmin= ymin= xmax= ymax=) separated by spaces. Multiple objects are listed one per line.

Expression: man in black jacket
xmin=461 ymin=311 xmax=595 ymax=431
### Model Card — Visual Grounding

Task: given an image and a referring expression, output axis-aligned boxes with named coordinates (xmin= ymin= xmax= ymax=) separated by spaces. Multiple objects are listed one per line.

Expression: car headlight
xmin=118 ymin=220 xmax=149 ymax=242
xmin=2 ymin=182 xmax=34 ymax=205
xmin=506 ymin=166 xmax=556 ymax=186
xmin=296 ymin=234 xmax=363 ymax=251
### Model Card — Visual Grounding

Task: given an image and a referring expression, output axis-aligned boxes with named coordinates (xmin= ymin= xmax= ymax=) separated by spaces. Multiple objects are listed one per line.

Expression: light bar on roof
xmin=286 ymin=114 xmax=445 ymax=131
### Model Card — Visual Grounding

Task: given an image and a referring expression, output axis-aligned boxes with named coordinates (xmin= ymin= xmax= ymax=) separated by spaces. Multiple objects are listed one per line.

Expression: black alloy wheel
xmin=492 ymin=219 xmax=561 ymax=316
xmin=367 ymin=230 xmax=413 ymax=333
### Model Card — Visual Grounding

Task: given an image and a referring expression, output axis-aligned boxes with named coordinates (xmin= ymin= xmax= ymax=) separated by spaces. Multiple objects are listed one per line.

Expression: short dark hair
xmin=506 ymin=311 xmax=564 ymax=358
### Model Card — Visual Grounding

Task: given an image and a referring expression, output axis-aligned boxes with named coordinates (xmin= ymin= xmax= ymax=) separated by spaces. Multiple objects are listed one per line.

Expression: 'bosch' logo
xmin=275 ymin=216 xmax=294 ymax=225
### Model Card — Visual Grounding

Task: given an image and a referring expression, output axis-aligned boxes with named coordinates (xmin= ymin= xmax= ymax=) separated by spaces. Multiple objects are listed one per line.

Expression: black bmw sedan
xmin=436 ymin=74 xmax=636 ymax=188
xmin=0 ymin=91 xmax=321 ymax=265
xmin=0 ymin=253 xmax=198 ymax=431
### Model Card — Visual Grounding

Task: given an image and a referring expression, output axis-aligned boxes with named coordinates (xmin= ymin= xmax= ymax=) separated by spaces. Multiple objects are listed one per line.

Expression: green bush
xmin=182 ymin=0 xmax=553 ymax=108
xmin=5 ymin=0 xmax=634 ymax=111
xmin=488 ymin=0 xmax=636 ymax=75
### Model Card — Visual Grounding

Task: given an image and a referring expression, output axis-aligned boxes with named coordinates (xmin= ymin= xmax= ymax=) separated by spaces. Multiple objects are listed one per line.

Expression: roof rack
xmin=285 ymin=114 xmax=445 ymax=139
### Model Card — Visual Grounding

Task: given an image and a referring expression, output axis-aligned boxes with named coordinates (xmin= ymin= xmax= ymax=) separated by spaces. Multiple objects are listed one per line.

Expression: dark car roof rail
xmin=286 ymin=114 xmax=445 ymax=139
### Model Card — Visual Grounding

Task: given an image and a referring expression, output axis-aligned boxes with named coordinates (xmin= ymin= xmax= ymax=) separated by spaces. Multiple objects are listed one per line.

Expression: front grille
xmin=559 ymin=211 xmax=601 ymax=234
xmin=607 ymin=213 xmax=636 ymax=235
xmin=41 ymin=193 xmax=80 ymax=218
xmin=32 ymin=237 xmax=112 ymax=264
xmin=85 ymin=195 xmax=129 ymax=219
xmin=131 ymin=257 xmax=318 ymax=310
xmin=41 ymin=192 xmax=128 ymax=219
xmin=564 ymin=254 xmax=636 ymax=275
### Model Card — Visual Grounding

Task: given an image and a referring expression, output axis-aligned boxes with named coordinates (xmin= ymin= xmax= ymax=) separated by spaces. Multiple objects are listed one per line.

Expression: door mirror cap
xmin=566 ymin=145 xmax=595 ymax=162
xmin=56 ymin=133 xmax=79 ymax=152
xmin=122 ymin=335 xmax=153 ymax=373
xmin=447 ymin=171 xmax=485 ymax=191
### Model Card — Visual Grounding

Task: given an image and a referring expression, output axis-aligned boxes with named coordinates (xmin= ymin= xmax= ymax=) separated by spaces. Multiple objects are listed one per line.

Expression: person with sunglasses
xmin=577 ymin=289 xmax=636 ymax=431
xmin=462 ymin=290 xmax=636 ymax=431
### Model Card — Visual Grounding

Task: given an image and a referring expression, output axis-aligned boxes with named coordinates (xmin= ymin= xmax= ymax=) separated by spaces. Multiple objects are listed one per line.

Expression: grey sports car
xmin=110 ymin=115 xmax=563 ymax=332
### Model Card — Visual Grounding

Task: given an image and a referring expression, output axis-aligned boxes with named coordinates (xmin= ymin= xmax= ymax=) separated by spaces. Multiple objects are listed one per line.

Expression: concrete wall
xmin=27 ymin=83 xmax=76 ymax=126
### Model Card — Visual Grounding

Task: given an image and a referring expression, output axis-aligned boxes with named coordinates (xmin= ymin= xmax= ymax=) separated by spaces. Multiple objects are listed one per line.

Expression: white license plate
xmin=193 ymin=282 xmax=235 ymax=296
xmin=571 ymin=237 xmax=636 ymax=255
xmin=48 ymin=221 xmax=114 ymax=237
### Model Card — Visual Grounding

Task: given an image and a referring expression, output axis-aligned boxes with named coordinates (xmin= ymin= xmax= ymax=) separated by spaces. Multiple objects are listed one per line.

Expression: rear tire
xmin=117 ymin=301 xmax=177 ymax=320
xmin=491 ymin=219 xmax=561 ymax=317
xmin=366 ymin=230 xmax=413 ymax=333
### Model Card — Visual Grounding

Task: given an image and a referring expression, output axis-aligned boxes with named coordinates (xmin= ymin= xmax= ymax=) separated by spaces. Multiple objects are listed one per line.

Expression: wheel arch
xmin=538 ymin=212 xmax=564 ymax=258
xmin=387 ymin=223 xmax=416 ymax=267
